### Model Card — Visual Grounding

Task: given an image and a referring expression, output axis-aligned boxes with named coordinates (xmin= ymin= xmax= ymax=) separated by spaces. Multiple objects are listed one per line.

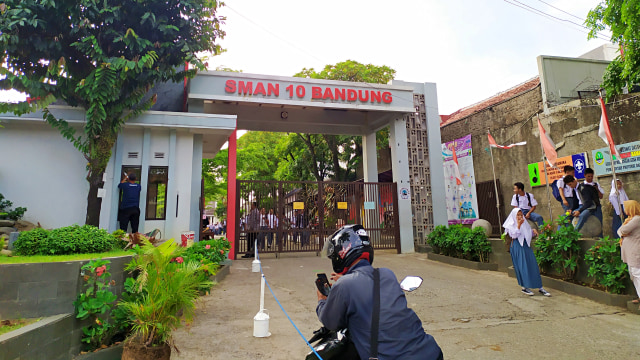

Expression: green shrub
xmin=426 ymin=224 xmax=492 ymax=262
xmin=534 ymin=215 xmax=582 ymax=280
xmin=14 ymin=228 xmax=50 ymax=256
xmin=585 ymin=236 xmax=629 ymax=294
xmin=183 ymin=238 xmax=231 ymax=266
xmin=44 ymin=225 xmax=118 ymax=255
xmin=0 ymin=193 xmax=27 ymax=221
xmin=14 ymin=225 xmax=118 ymax=256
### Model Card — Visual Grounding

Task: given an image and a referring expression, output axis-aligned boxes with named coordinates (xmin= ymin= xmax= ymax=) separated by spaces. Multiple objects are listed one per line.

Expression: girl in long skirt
xmin=609 ymin=179 xmax=628 ymax=239
xmin=504 ymin=208 xmax=551 ymax=297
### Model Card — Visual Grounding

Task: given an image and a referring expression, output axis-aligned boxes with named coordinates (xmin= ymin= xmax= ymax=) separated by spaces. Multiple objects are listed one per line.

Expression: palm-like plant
xmin=119 ymin=239 xmax=212 ymax=350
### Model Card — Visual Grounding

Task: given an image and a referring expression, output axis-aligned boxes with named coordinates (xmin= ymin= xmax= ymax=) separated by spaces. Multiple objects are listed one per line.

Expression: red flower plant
xmin=95 ymin=265 xmax=107 ymax=277
xmin=205 ymin=244 xmax=211 ymax=250
xmin=175 ymin=257 xmax=184 ymax=264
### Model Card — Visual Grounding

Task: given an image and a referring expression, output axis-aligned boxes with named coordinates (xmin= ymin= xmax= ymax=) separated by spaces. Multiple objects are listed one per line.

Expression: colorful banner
xmin=528 ymin=153 xmax=587 ymax=187
xmin=593 ymin=141 xmax=640 ymax=176
xmin=442 ymin=134 xmax=478 ymax=225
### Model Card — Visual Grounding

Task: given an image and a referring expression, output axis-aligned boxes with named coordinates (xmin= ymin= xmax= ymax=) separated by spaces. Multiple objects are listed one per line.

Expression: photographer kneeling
xmin=316 ymin=225 xmax=443 ymax=360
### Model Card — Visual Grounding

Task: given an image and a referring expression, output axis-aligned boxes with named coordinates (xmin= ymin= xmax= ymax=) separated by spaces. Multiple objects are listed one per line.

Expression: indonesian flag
xmin=537 ymin=117 xmax=557 ymax=167
xmin=598 ymin=96 xmax=621 ymax=161
xmin=488 ymin=132 xmax=527 ymax=149
xmin=451 ymin=145 xmax=462 ymax=186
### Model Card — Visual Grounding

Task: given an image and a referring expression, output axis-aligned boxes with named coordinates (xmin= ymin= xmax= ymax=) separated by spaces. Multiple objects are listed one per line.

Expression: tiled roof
xmin=440 ymin=77 xmax=541 ymax=127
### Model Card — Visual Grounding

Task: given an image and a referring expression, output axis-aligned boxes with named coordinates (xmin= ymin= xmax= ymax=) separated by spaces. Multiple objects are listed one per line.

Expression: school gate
xmin=188 ymin=72 xmax=447 ymax=258
xmin=234 ymin=180 xmax=400 ymax=257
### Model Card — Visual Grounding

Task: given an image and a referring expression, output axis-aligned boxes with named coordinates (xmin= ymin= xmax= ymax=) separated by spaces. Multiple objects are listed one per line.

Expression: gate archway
xmin=235 ymin=180 xmax=400 ymax=257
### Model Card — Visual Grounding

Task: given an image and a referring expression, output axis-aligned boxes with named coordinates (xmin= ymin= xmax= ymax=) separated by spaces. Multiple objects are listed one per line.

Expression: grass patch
xmin=0 ymin=318 xmax=42 ymax=336
xmin=0 ymin=250 xmax=134 ymax=264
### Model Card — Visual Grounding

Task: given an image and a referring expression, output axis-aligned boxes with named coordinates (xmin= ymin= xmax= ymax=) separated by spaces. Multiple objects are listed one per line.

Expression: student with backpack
xmin=554 ymin=166 xmax=576 ymax=212
xmin=511 ymin=182 xmax=544 ymax=227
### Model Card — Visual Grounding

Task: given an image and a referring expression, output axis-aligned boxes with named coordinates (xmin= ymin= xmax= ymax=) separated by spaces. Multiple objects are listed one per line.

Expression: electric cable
xmin=501 ymin=0 xmax=610 ymax=41
xmin=534 ymin=0 xmax=586 ymax=22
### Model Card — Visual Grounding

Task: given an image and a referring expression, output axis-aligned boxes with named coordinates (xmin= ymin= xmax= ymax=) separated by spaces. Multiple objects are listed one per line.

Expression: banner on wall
xmin=527 ymin=153 xmax=587 ymax=187
xmin=442 ymin=134 xmax=478 ymax=225
xmin=593 ymin=140 xmax=640 ymax=176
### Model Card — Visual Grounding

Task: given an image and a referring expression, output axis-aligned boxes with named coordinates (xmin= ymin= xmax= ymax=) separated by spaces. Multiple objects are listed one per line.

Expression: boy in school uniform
xmin=557 ymin=165 xmax=576 ymax=212
xmin=511 ymin=182 xmax=544 ymax=227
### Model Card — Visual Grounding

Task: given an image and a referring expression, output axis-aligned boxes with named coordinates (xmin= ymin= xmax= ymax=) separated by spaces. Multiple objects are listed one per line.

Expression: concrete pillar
xmin=362 ymin=131 xmax=378 ymax=183
xmin=165 ymin=130 xmax=178 ymax=239
xmin=389 ymin=117 xmax=414 ymax=253
xmin=190 ymin=134 xmax=203 ymax=241
xmin=139 ymin=128 xmax=152 ymax=233
xmin=108 ymin=135 xmax=124 ymax=232
xmin=422 ymin=83 xmax=448 ymax=228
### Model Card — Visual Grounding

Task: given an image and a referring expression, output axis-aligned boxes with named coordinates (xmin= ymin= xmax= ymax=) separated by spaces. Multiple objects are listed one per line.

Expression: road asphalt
xmin=172 ymin=250 xmax=640 ymax=359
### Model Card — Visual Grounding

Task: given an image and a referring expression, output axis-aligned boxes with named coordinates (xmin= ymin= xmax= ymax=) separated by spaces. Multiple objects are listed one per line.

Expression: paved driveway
xmin=173 ymin=251 xmax=640 ymax=359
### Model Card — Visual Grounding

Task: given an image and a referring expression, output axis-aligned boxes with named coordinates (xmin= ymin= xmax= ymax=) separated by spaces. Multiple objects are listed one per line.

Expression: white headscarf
xmin=503 ymin=208 xmax=532 ymax=247
xmin=609 ymin=179 xmax=629 ymax=216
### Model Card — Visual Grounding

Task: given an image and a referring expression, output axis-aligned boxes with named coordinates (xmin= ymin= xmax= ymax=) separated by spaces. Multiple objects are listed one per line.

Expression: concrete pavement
xmin=172 ymin=251 xmax=640 ymax=359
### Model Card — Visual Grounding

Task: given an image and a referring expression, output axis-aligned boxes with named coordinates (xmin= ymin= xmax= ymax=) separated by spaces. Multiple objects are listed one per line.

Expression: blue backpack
xmin=551 ymin=179 xmax=563 ymax=202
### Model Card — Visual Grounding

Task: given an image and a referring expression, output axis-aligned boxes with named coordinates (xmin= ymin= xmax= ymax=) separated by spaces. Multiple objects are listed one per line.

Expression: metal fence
xmin=234 ymin=180 xmax=400 ymax=257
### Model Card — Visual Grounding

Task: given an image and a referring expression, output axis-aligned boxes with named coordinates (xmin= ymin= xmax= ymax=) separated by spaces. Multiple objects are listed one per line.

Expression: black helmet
xmin=323 ymin=224 xmax=374 ymax=274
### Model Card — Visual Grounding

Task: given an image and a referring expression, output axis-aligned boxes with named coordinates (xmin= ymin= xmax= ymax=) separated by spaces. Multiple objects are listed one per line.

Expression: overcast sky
xmin=212 ymin=0 xmax=609 ymax=114
xmin=1 ymin=0 xmax=610 ymax=115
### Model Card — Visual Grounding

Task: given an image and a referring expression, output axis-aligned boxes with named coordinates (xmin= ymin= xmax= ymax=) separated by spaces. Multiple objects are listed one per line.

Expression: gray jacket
xmin=317 ymin=261 xmax=442 ymax=360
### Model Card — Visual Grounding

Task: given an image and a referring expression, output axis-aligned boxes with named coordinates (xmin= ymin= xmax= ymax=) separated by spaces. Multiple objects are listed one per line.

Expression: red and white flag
xmin=537 ymin=117 xmax=557 ymax=167
xmin=598 ymin=96 xmax=621 ymax=161
xmin=488 ymin=132 xmax=526 ymax=149
xmin=451 ymin=145 xmax=462 ymax=186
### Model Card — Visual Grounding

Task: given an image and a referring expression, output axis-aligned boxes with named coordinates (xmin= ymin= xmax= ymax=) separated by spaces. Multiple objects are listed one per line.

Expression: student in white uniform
xmin=511 ymin=182 xmax=544 ymax=227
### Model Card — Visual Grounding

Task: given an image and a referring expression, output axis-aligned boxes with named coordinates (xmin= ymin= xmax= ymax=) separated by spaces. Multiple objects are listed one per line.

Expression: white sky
xmin=1 ymin=0 xmax=610 ymax=115
xmin=212 ymin=0 xmax=609 ymax=114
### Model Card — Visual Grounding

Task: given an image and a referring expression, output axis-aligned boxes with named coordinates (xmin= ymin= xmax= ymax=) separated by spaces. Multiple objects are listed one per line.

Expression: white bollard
xmin=253 ymin=274 xmax=271 ymax=337
xmin=252 ymin=239 xmax=261 ymax=273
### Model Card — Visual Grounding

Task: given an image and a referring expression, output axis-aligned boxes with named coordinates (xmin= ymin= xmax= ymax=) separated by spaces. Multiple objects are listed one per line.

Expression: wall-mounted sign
xmin=400 ymin=188 xmax=410 ymax=200
xmin=337 ymin=202 xmax=348 ymax=210
xmin=593 ymin=141 xmax=640 ymax=176
xmin=528 ymin=153 xmax=587 ymax=187
xmin=364 ymin=201 xmax=376 ymax=210
xmin=293 ymin=202 xmax=304 ymax=210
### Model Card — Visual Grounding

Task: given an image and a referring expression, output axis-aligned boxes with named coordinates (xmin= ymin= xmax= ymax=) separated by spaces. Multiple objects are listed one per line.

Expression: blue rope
xmin=256 ymin=249 xmax=324 ymax=360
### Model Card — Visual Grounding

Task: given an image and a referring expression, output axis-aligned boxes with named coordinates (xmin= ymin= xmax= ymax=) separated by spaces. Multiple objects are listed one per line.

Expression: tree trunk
xmin=85 ymin=170 xmax=104 ymax=226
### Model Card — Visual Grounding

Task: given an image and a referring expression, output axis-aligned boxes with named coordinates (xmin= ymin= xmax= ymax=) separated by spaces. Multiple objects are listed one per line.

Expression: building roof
xmin=440 ymin=77 xmax=541 ymax=127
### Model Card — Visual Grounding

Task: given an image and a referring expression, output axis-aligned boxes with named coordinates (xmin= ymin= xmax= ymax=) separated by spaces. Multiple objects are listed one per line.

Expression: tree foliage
xmin=293 ymin=60 xmax=396 ymax=181
xmin=586 ymin=1 xmax=640 ymax=97
xmin=0 ymin=0 xmax=225 ymax=225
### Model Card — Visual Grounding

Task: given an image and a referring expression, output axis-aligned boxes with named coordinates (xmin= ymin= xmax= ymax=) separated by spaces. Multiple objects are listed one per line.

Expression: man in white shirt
xmin=511 ymin=182 xmax=544 ymax=227
xmin=267 ymin=208 xmax=278 ymax=248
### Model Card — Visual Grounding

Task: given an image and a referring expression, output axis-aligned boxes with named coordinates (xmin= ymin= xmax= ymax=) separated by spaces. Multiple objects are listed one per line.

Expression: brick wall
xmin=441 ymin=88 xmax=640 ymax=238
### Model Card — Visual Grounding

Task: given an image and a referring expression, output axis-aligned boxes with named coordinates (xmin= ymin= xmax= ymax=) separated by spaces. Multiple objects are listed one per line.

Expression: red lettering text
xmin=382 ymin=91 xmax=392 ymax=103
xmin=286 ymin=84 xmax=294 ymax=97
xmin=268 ymin=83 xmax=279 ymax=96
xmin=253 ymin=82 xmax=266 ymax=96
xmin=296 ymin=85 xmax=305 ymax=98
xmin=334 ymin=88 xmax=346 ymax=101
xmin=238 ymin=81 xmax=253 ymax=95
xmin=225 ymin=80 xmax=236 ymax=93
xmin=358 ymin=89 xmax=369 ymax=102
xmin=323 ymin=87 xmax=334 ymax=100
xmin=312 ymin=86 xmax=322 ymax=99
xmin=347 ymin=89 xmax=357 ymax=101
xmin=370 ymin=91 xmax=381 ymax=103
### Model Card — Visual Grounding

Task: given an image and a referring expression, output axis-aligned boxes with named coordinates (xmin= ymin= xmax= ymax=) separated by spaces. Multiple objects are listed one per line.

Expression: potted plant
xmin=118 ymin=239 xmax=212 ymax=360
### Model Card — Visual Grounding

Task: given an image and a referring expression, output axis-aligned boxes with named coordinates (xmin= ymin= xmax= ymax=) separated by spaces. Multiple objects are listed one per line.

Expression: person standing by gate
xmin=297 ymin=209 xmax=310 ymax=246
xmin=267 ymin=208 xmax=278 ymax=249
xmin=242 ymin=202 xmax=260 ymax=258
xmin=118 ymin=173 xmax=141 ymax=233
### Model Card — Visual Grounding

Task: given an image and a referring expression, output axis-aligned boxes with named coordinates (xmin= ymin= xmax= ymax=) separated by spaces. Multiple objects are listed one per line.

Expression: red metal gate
xmin=235 ymin=180 xmax=400 ymax=257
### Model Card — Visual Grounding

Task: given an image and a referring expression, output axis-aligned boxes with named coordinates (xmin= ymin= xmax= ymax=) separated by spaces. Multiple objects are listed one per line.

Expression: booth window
xmin=146 ymin=167 xmax=168 ymax=220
